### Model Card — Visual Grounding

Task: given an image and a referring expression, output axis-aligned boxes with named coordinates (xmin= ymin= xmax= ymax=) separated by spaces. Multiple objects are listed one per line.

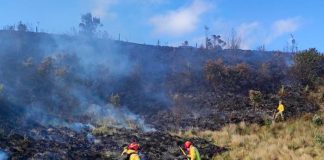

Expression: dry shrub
xmin=291 ymin=48 xmax=324 ymax=87
xmin=92 ymin=125 xmax=117 ymax=136
xmin=249 ymin=90 xmax=262 ymax=108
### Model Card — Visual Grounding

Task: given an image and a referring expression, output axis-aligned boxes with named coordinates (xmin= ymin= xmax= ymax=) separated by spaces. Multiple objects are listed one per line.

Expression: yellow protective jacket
xmin=126 ymin=149 xmax=140 ymax=160
xmin=188 ymin=146 xmax=201 ymax=160
xmin=277 ymin=104 xmax=285 ymax=112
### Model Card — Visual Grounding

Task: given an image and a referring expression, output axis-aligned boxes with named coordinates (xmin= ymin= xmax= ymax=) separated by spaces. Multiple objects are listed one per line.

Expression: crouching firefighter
xmin=183 ymin=141 xmax=201 ymax=160
xmin=121 ymin=142 xmax=141 ymax=160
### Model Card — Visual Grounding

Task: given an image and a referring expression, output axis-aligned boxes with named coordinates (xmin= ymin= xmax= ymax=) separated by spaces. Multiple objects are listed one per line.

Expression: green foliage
xmin=314 ymin=134 xmax=324 ymax=147
xmin=291 ymin=48 xmax=324 ymax=86
xmin=312 ymin=114 xmax=323 ymax=126
xmin=262 ymin=116 xmax=273 ymax=126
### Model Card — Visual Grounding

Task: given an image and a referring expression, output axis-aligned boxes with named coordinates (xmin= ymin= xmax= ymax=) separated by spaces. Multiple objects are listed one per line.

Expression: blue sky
xmin=0 ymin=0 xmax=323 ymax=51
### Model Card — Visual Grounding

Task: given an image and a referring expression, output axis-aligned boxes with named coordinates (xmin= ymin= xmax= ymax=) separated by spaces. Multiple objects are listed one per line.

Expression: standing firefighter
xmin=275 ymin=100 xmax=285 ymax=121
xmin=121 ymin=142 xmax=141 ymax=160
xmin=184 ymin=141 xmax=201 ymax=160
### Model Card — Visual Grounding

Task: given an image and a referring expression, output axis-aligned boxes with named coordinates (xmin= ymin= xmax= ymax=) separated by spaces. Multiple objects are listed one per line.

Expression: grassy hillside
xmin=176 ymin=87 xmax=324 ymax=160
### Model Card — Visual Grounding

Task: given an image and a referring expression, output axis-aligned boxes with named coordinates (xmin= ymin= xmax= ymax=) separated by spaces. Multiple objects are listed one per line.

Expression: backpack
xmin=124 ymin=152 xmax=146 ymax=160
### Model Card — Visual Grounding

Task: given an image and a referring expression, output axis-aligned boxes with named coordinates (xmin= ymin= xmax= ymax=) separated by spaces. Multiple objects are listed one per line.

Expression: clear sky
xmin=0 ymin=0 xmax=323 ymax=51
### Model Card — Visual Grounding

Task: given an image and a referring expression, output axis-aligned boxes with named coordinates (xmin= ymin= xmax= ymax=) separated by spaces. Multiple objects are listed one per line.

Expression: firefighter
xmin=274 ymin=100 xmax=285 ymax=121
xmin=184 ymin=141 xmax=201 ymax=160
xmin=121 ymin=142 xmax=141 ymax=160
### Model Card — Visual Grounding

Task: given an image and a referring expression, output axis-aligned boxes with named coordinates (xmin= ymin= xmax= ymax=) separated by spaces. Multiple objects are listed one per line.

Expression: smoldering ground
xmin=0 ymin=30 xmax=298 ymax=131
xmin=0 ymin=31 xmax=160 ymax=131
xmin=0 ymin=29 xmax=322 ymax=159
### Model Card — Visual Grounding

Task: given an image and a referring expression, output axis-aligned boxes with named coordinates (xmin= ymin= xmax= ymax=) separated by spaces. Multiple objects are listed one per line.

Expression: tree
xmin=182 ymin=40 xmax=189 ymax=47
xmin=290 ymin=34 xmax=298 ymax=53
xmin=204 ymin=25 xmax=209 ymax=49
xmin=3 ymin=25 xmax=15 ymax=31
xmin=291 ymin=48 xmax=324 ymax=86
xmin=17 ymin=21 xmax=27 ymax=32
xmin=206 ymin=38 xmax=213 ymax=49
xmin=256 ymin=44 xmax=265 ymax=51
xmin=79 ymin=13 xmax=102 ymax=36
xmin=227 ymin=29 xmax=241 ymax=50
xmin=211 ymin=35 xmax=226 ymax=50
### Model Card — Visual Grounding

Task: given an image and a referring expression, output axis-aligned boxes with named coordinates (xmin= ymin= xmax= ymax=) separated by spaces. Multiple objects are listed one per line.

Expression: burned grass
xmin=0 ymin=125 xmax=226 ymax=159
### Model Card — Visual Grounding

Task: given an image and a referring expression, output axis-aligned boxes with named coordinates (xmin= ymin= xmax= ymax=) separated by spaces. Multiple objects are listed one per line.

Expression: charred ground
xmin=0 ymin=30 xmax=323 ymax=159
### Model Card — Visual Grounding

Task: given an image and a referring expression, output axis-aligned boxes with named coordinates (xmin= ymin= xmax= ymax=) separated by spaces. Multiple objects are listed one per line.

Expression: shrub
xmin=204 ymin=59 xmax=252 ymax=92
xmin=314 ymin=134 xmax=324 ymax=147
xmin=291 ymin=48 xmax=324 ymax=87
xmin=249 ymin=90 xmax=262 ymax=108
xmin=312 ymin=114 xmax=323 ymax=126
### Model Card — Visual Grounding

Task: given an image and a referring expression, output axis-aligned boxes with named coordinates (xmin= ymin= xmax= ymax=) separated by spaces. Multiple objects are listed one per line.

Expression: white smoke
xmin=85 ymin=104 xmax=155 ymax=132
xmin=0 ymin=150 xmax=8 ymax=160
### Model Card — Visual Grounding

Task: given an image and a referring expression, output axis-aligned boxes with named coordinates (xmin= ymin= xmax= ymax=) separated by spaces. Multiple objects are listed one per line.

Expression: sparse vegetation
xmin=174 ymin=85 xmax=324 ymax=160
xmin=92 ymin=125 xmax=118 ymax=136
xmin=176 ymin=113 xmax=324 ymax=160
xmin=0 ymin=20 xmax=323 ymax=159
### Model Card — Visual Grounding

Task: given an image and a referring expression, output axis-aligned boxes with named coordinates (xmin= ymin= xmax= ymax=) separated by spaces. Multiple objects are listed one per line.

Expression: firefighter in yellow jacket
xmin=275 ymin=100 xmax=285 ymax=121
xmin=184 ymin=141 xmax=201 ymax=160
xmin=121 ymin=142 xmax=141 ymax=160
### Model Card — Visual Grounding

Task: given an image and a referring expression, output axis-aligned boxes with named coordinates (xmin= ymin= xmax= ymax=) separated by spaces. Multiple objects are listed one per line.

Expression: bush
xmin=204 ymin=57 xmax=287 ymax=93
xmin=249 ymin=90 xmax=262 ymax=108
xmin=312 ymin=114 xmax=323 ymax=126
xmin=291 ymin=48 xmax=324 ymax=87
xmin=314 ymin=134 xmax=324 ymax=147
xmin=204 ymin=59 xmax=252 ymax=92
